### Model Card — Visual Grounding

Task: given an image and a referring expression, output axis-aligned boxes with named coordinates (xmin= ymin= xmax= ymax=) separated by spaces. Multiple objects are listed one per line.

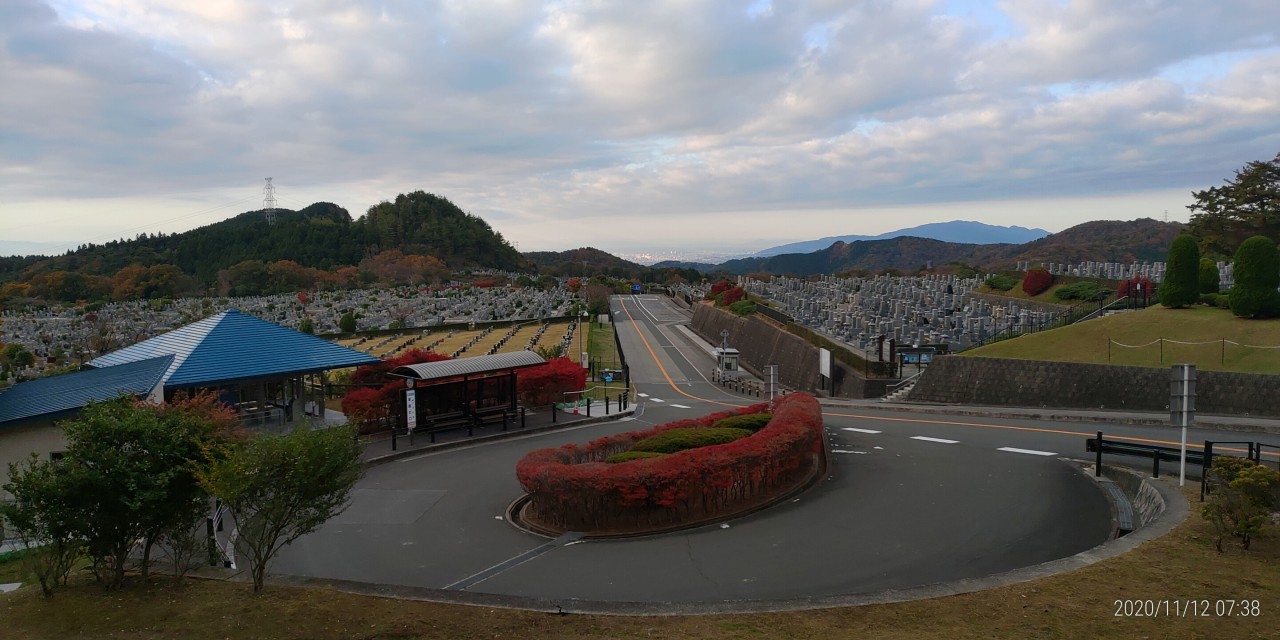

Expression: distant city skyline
xmin=3 ymin=1 xmax=1276 ymax=258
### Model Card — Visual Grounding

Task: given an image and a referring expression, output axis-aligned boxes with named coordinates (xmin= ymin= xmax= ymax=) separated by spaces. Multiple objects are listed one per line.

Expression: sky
xmin=1 ymin=0 xmax=1278 ymax=260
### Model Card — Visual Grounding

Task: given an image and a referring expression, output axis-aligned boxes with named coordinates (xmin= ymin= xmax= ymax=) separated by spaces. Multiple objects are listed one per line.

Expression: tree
xmin=1159 ymin=234 xmax=1200 ymax=308
xmin=1021 ymin=268 xmax=1053 ymax=296
xmin=1198 ymin=258 xmax=1221 ymax=294
xmin=338 ymin=310 xmax=357 ymax=334
xmin=58 ymin=394 xmax=234 ymax=587
xmin=1229 ymin=236 xmax=1280 ymax=318
xmin=1187 ymin=153 xmax=1280 ymax=257
xmin=0 ymin=455 xmax=85 ymax=596
xmin=298 ymin=316 xmax=315 ymax=335
xmin=1200 ymin=456 xmax=1280 ymax=551
xmin=199 ymin=425 xmax=364 ymax=593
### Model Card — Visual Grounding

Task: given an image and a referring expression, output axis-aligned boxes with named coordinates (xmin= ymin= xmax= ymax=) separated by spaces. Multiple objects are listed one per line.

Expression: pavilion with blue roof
xmin=0 ymin=310 xmax=381 ymax=489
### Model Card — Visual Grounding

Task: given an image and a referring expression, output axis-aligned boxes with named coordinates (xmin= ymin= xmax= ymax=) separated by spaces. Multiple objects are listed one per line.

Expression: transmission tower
xmin=263 ymin=177 xmax=277 ymax=225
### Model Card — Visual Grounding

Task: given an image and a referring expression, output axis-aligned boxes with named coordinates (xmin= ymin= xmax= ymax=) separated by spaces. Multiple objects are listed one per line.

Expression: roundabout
xmin=267 ymin=295 xmax=1148 ymax=611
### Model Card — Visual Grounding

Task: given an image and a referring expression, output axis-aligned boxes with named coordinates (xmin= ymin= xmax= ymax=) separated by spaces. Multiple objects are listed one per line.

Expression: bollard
xmin=1152 ymin=450 xmax=1160 ymax=478
xmin=606 ymin=395 xmax=611 ymax=413
xmin=586 ymin=398 xmax=591 ymax=417
xmin=391 ymin=426 xmax=398 ymax=451
xmin=552 ymin=403 xmax=558 ymax=423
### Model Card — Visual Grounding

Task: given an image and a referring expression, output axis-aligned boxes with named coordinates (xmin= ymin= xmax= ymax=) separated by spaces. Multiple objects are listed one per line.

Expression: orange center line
xmin=618 ymin=297 xmax=742 ymax=408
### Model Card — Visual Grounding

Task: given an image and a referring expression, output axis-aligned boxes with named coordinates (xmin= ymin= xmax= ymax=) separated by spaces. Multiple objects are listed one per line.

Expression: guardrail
xmin=1087 ymin=432 xmax=1279 ymax=501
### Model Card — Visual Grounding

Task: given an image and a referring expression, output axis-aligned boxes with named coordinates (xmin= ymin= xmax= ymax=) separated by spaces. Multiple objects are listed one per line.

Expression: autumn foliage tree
xmin=341 ymin=349 xmax=454 ymax=433
xmin=516 ymin=357 xmax=587 ymax=406
xmin=1020 ymin=268 xmax=1054 ymax=296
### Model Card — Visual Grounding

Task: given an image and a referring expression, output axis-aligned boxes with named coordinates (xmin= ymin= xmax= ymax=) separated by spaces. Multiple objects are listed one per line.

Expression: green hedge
xmin=604 ymin=451 xmax=667 ymax=464
xmin=1053 ymin=281 xmax=1110 ymax=301
xmin=712 ymin=413 xmax=772 ymax=432
xmin=985 ymin=274 xmax=1017 ymax=291
xmin=629 ymin=427 xmax=754 ymax=454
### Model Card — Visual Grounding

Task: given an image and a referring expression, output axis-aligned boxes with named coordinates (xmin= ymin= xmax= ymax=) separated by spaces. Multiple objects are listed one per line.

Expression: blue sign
xmin=631 ymin=284 xmax=641 ymax=293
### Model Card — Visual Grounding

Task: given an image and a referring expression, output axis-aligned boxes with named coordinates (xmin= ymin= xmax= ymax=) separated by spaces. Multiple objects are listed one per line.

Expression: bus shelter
xmin=388 ymin=351 xmax=546 ymax=434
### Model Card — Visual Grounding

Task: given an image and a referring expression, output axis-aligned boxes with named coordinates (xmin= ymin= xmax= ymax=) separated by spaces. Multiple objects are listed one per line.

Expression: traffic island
xmin=512 ymin=393 xmax=827 ymax=537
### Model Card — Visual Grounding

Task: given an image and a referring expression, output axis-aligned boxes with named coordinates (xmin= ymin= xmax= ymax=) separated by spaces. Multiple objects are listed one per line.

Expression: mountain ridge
xmin=755 ymin=220 xmax=1050 ymax=257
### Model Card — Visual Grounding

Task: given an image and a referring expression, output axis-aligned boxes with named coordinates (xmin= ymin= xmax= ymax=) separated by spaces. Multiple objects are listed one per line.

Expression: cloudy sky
xmin=2 ymin=0 xmax=1278 ymax=260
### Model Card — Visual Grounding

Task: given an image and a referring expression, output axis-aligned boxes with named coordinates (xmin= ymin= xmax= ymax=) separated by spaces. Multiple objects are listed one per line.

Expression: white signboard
xmin=819 ymin=348 xmax=831 ymax=378
xmin=405 ymin=389 xmax=417 ymax=432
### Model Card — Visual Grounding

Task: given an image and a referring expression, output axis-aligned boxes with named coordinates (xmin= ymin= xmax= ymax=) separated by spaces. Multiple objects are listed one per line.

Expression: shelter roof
xmin=0 ymin=355 xmax=173 ymax=426
xmin=390 ymin=351 xmax=546 ymax=383
xmin=87 ymin=309 xmax=381 ymax=389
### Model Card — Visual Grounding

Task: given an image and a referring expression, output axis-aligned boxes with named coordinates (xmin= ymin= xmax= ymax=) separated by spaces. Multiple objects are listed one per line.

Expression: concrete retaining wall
xmin=909 ymin=356 xmax=1280 ymax=417
xmin=690 ymin=303 xmax=887 ymax=398
xmin=1103 ymin=466 xmax=1166 ymax=527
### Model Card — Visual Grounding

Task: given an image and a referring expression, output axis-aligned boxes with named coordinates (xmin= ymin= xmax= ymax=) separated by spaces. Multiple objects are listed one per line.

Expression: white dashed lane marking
xmin=910 ymin=436 xmax=960 ymax=444
xmin=650 ymin=398 xmax=665 ymax=403
xmin=997 ymin=447 xmax=1058 ymax=456
xmin=670 ymin=404 xmax=691 ymax=409
xmin=841 ymin=428 xmax=882 ymax=434
xmin=637 ymin=393 xmax=650 ymax=398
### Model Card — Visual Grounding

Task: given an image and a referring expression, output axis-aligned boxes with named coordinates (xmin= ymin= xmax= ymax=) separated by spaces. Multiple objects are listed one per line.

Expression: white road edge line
xmin=841 ymin=427 xmax=882 ymax=434
xmin=910 ymin=436 xmax=960 ymax=444
xmin=997 ymin=447 xmax=1058 ymax=456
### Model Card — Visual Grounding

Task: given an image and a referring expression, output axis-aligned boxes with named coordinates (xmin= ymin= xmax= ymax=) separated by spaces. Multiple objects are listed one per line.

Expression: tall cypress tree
xmin=1159 ymin=234 xmax=1200 ymax=308
xmin=1229 ymin=235 xmax=1280 ymax=318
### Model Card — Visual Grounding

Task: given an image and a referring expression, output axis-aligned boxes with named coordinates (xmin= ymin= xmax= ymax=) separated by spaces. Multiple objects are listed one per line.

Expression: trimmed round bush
xmin=605 ymin=451 xmax=666 ymax=464
xmin=1160 ymin=234 xmax=1200 ymax=308
xmin=712 ymin=412 xmax=772 ymax=432
xmin=1230 ymin=236 xmax=1280 ymax=318
xmin=984 ymin=274 xmax=1016 ymax=291
xmin=630 ymin=427 xmax=753 ymax=454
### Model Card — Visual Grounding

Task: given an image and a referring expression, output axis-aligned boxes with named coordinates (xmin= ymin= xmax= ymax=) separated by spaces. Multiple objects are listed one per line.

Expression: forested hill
xmin=0 ymin=192 xmax=528 ymax=301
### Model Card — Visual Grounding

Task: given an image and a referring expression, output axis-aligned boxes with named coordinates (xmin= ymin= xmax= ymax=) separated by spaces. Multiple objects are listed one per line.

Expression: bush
xmin=984 ymin=274 xmax=1017 ymax=291
xmin=712 ymin=413 xmax=772 ymax=432
xmin=1199 ymin=257 xmax=1221 ymax=294
xmin=1229 ymin=235 xmax=1280 ymax=318
xmin=1052 ymin=281 xmax=1110 ymax=301
xmin=516 ymin=357 xmax=587 ymax=406
xmin=605 ymin=451 xmax=666 ymax=464
xmin=630 ymin=427 xmax=754 ymax=454
xmin=1199 ymin=292 xmax=1230 ymax=309
xmin=728 ymin=300 xmax=756 ymax=316
xmin=1201 ymin=456 xmax=1280 ymax=551
xmin=1160 ymin=234 xmax=1200 ymax=308
xmin=1021 ymin=269 xmax=1053 ymax=296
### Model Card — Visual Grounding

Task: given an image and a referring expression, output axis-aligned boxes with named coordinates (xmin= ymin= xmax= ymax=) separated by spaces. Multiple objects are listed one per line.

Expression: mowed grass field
xmin=336 ymin=319 xmax=583 ymax=361
xmin=964 ymin=306 xmax=1280 ymax=374
xmin=2 ymin=486 xmax=1277 ymax=639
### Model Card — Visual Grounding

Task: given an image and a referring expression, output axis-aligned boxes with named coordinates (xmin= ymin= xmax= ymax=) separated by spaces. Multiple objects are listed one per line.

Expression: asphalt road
xmin=270 ymin=294 xmax=1267 ymax=605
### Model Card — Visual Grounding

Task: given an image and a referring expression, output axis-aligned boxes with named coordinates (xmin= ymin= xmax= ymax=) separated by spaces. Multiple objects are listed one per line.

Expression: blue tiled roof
xmin=87 ymin=309 xmax=381 ymax=389
xmin=0 ymin=355 xmax=173 ymax=426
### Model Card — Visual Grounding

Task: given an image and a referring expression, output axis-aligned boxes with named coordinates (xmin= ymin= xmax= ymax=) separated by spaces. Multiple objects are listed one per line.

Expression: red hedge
xmin=708 ymin=280 xmax=733 ymax=298
xmin=720 ymin=286 xmax=745 ymax=306
xmin=515 ymin=357 xmax=587 ymax=406
xmin=1021 ymin=268 xmax=1054 ymax=296
xmin=515 ymin=393 xmax=824 ymax=534
xmin=1118 ymin=276 xmax=1154 ymax=299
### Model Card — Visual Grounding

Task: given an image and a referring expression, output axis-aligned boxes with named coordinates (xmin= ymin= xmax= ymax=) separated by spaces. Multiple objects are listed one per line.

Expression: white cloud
xmin=2 ymin=0 xmax=1278 ymax=257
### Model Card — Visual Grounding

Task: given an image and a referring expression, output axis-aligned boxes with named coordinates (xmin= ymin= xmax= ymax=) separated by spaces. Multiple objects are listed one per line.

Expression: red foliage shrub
xmin=1117 ymin=276 xmax=1154 ymax=299
xmin=340 ymin=386 xmax=388 ymax=435
xmin=720 ymin=286 xmax=745 ymax=306
xmin=515 ymin=393 xmax=824 ymax=533
xmin=349 ymin=349 xmax=451 ymax=387
xmin=708 ymin=280 xmax=733 ymax=298
xmin=1021 ymin=268 xmax=1054 ymax=296
xmin=516 ymin=357 xmax=587 ymax=406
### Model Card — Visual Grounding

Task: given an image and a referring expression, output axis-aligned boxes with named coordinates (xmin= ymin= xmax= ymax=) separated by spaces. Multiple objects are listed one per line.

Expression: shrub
xmin=720 ymin=286 xmax=745 ymax=306
xmin=1021 ymin=269 xmax=1053 ymax=296
xmin=1160 ymin=234 xmax=1200 ymax=308
xmin=1052 ymin=281 xmax=1110 ymax=302
xmin=708 ymin=280 xmax=733 ymax=299
xmin=516 ymin=357 xmax=587 ymax=406
xmin=728 ymin=300 xmax=756 ymax=316
xmin=1200 ymin=456 xmax=1280 ymax=551
xmin=1199 ymin=293 xmax=1230 ymax=309
xmin=1199 ymin=257 xmax=1221 ymax=294
xmin=1229 ymin=235 xmax=1280 ymax=318
xmin=605 ymin=451 xmax=666 ymax=464
xmin=630 ymin=427 xmax=754 ymax=454
xmin=712 ymin=413 xmax=772 ymax=432
xmin=984 ymin=274 xmax=1017 ymax=291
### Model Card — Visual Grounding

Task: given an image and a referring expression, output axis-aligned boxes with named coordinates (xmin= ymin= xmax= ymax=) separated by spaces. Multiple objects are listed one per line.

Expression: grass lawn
xmin=2 ymin=485 xmax=1277 ymax=639
xmin=963 ymin=305 xmax=1280 ymax=374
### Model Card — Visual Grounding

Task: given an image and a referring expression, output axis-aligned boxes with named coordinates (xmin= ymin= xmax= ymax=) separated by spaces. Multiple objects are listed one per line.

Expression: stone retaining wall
xmin=691 ymin=304 xmax=887 ymax=398
xmin=910 ymin=356 xmax=1280 ymax=417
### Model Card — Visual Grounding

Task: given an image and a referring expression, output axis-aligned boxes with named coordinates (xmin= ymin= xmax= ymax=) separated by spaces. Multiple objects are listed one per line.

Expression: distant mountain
xmin=755 ymin=221 xmax=1050 ymax=257
xmin=523 ymin=247 xmax=649 ymax=278
xmin=717 ymin=218 xmax=1185 ymax=277
xmin=651 ymin=260 xmax=718 ymax=271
